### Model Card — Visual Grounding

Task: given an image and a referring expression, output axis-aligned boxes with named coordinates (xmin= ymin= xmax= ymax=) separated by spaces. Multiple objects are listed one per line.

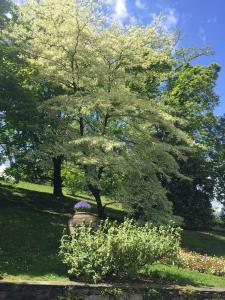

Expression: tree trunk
xmin=52 ymin=155 xmax=63 ymax=197
xmin=88 ymin=184 xmax=105 ymax=219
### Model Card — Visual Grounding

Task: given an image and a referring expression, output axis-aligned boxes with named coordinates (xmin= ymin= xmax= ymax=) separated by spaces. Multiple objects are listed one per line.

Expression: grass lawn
xmin=181 ymin=230 xmax=225 ymax=258
xmin=145 ymin=264 xmax=225 ymax=287
xmin=0 ymin=180 xmax=225 ymax=287
xmin=0 ymin=180 xmax=124 ymax=281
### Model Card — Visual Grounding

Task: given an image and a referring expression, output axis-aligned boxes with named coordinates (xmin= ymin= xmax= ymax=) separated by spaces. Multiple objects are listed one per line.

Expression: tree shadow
xmin=0 ymin=182 xmax=126 ymax=219
xmin=0 ymin=204 xmax=68 ymax=279
xmin=182 ymin=230 xmax=225 ymax=258
xmin=0 ymin=182 xmax=125 ymax=279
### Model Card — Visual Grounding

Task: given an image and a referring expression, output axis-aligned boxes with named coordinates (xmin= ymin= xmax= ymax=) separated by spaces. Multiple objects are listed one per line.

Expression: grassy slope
xmin=0 ymin=181 xmax=124 ymax=281
xmin=0 ymin=181 xmax=225 ymax=286
xmin=181 ymin=230 xmax=225 ymax=258
xmin=0 ymin=181 xmax=69 ymax=281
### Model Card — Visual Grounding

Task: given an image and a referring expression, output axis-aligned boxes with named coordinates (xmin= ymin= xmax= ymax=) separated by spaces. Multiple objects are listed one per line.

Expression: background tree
xmin=212 ymin=115 xmax=225 ymax=207
xmin=0 ymin=0 xmax=38 ymax=169
xmin=165 ymin=62 xmax=220 ymax=228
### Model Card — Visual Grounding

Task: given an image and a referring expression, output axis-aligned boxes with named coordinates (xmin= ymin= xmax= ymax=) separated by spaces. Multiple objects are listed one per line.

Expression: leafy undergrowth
xmin=0 ymin=180 xmax=225 ymax=287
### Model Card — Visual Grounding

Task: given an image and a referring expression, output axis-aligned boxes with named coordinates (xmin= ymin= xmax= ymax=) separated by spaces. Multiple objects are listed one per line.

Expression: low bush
xmin=177 ymin=249 xmax=225 ymax=277
xmin=59 ymin=219 xmax=181 ymax=282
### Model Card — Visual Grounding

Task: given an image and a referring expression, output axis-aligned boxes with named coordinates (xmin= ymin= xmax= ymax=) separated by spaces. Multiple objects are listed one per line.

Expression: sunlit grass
xmin=145 ymin=264 xmax=225 ymax=287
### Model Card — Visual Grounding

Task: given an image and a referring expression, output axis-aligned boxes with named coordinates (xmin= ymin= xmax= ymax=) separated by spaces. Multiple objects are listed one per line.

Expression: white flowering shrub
xmin=59 ymin=219 xmax=181 ymax=282
xmin=0 ymin=168 xmax=16 ymax=183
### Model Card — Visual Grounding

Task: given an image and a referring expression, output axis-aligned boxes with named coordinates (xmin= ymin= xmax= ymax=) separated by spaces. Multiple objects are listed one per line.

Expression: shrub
xmin=59 ymin=219 xmax=181 ymax=282
xmin=176 ymin=249 xmax=225 ymax=277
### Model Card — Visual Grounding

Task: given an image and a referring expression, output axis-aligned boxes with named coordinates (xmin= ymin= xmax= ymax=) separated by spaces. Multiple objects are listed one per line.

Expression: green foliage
xmin=167 ymin=63 xmax=219 ymax=138
xmin=114 ymin=148 xmax=183 ymax=224
xmin=100 ymin=287 xmax=123 ymax=297
xmin=0 ymin=0 xmax=41 ymax=172
xmin=0 ymin=0 xmax=14 ymax=29
xmin=220 ymin=211 xmax=225 ymax=227
xmin=62 ymin=164 xmax=85 ymax=195
xmin=212 ymin=116 xmax=225 ymax=205
xmin=59 ymin=219 xmax=181 ymax=283
xmin=165 ymin=63 xmax=220 ymax=229
xmin=167 ymin=155 xmax=214 ymax=229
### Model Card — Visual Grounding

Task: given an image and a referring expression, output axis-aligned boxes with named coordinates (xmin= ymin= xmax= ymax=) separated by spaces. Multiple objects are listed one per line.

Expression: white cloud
xmin=135 ymin=0 xmax=146 ymax=9
xmin=115 ymin=0 xmax=128 ymax=20
xmin=105 ymin=0 xmax=128 ymax=22
xmin=13 ymin=0 xmax=25 ymax=4
xmin=198 ymin=25 xmax=207 ymax=43
xmin=129 ymin=15 xmax=138 ymax=25
xmin=164 ymin=8 xmax=178 ymax=28
xmin=207 ymin=17 xmax=217 ymax=24
xmin=105 ymin=0 xmax=113 ymax=3
xmin=150 ymin=12 xmax=157 ymax=20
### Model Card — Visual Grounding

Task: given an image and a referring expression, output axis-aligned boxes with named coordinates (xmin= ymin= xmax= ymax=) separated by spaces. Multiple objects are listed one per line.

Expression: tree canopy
xmin=0 ymin=0 xmax=222 ymax=225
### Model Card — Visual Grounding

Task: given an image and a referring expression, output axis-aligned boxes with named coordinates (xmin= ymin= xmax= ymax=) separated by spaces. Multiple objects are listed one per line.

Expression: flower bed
xmin=177 ymin=249 xmax=225 ymax=277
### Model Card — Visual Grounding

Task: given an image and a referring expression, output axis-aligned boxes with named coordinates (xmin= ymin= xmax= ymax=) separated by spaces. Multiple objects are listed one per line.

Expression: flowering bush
xmin=176 ymin=249 xmax=225 ymax=277
xmin=74 ymin=201 xmax=91 ymax=212
xmin=59 ymin=219 xmax=181 ymax=282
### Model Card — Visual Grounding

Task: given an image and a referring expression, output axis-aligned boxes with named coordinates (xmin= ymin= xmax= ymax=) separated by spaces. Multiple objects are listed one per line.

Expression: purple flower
xmin=74 ymin=201 xmax=91 ymax=210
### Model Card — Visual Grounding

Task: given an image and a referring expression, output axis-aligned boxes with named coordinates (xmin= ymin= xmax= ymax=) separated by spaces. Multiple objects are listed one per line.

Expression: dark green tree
xmin=212 ymin=116 xmax=225 ymax=207
xmin=165 ymin=62 xmax=220 ymax=229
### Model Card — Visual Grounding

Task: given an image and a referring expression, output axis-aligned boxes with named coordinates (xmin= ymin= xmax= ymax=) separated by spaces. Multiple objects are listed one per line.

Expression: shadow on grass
xmin=0 ymin=182 xmax=126 ymax=219
xmin=0 ymin=182 xmax=126 ymax=280
xmin=0 ymin=182 xmax=74 ymax=214
xmin=0 ymin=205 xmax=68 ymax=279
xmin=182 ymin=230 xmax=225 ymax=258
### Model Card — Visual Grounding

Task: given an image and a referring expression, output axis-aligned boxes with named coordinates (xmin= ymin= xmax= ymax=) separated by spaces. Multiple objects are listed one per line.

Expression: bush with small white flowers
xmin=59 ymin=219 xmax=181 ymax=282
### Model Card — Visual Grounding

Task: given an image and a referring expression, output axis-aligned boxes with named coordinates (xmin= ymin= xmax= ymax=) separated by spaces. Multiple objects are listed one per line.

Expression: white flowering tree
xmin=8 ymin=0 xmax=192 ymax=221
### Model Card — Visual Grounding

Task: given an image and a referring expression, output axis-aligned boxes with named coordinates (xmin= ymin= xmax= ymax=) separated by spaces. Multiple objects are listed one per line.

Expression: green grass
xmin=145 ymin=264 xmax=225 ymax=287
xmin=0 ymin=182 xmax=69 ymax=281
xmin=0 ymin=180 xmax=124 ymax=281
xmin=181 ymin=230 xmax=225 ymax=258
xmin=14 ymin=181 xmax=125 ymax=218
xmin=1 ymin=180 xmax=225 ymax=287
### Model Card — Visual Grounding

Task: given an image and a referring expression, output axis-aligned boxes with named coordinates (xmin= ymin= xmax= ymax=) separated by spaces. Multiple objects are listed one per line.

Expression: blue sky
xmin=105 ymin=0 xmax=225 ymax=115
xmin=15 ymin=0 xmax=225 ymax=115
